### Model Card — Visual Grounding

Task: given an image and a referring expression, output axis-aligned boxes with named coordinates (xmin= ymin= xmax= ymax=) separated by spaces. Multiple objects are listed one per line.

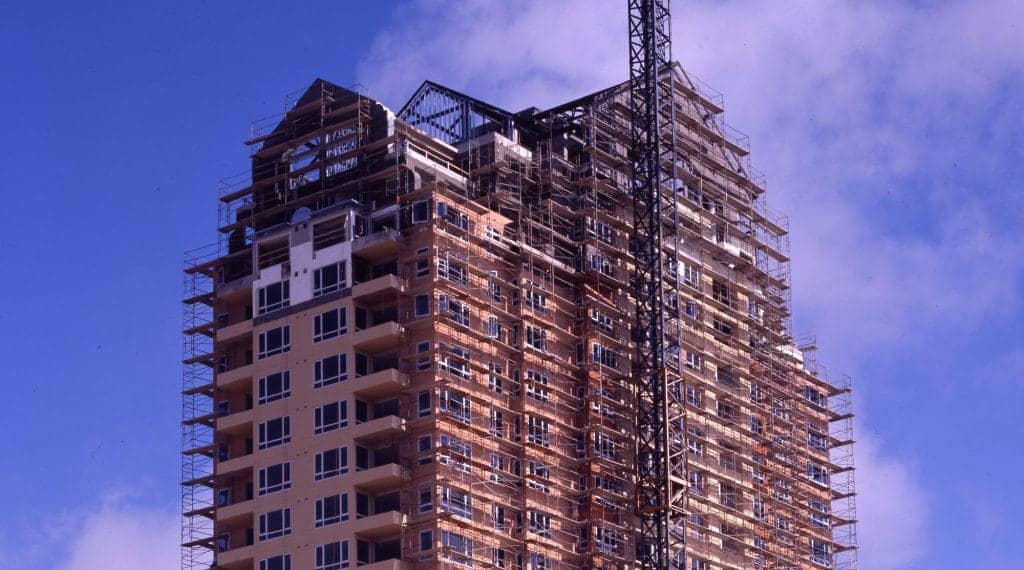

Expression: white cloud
xmin=853 ymin=432 xmax=929 ymax=569
xmin=59 ymin=496 xmax=178 ymax=570
xmin=357 ymin=1 xmax=1024 ymax=567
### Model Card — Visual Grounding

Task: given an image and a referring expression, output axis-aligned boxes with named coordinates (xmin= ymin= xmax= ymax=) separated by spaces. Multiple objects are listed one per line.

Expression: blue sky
xmin=1 ymin=1 xmax=1021 ymax=568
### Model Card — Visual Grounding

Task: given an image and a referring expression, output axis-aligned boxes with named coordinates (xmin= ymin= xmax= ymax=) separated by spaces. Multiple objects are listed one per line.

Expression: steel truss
xmin=629 ymin=0 xmax=686 ymax=568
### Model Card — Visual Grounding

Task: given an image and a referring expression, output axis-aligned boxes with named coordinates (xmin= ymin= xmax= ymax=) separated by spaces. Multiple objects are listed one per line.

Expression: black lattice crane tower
xmin=629 ymin=0 xmax=687 ymax=567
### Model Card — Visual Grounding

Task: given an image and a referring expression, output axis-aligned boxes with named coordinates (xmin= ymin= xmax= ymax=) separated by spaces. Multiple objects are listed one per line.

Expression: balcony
xmin=352 ymin=322 xmax=402 ymax=352
xmin=213 ymin=523 xmax=255 ymax=569
xmin=351 ymin=416 xmax=405 ymax=445
xmin=215 ymin=544 xmax=254 ymax=569
xmin=351 ymin=369 xmax=408 ymax=400
xmin=215 ymin=452 xmax=253 ymax=476
xmin=352 ymin=463 xmax=408 ymax=494
xmin=352 ymin=274 xmax=405 ymax=303
xmin=216 ymin=319 xmax=253 ymax=343
xmin=358 ymin=560 xmax=409 ymax=570
xmin=352 ymin=229 xmax=399 ymax=262
xmin=216 ymin=498 xmax=253 ymax=524
xmin=216 ymin=362 xmax=253 ymax=390
xmin=350 ymin=510 xmax=404 ymax=539
xmin=216 ymin=408 xmax=254 ymax=435
xmin=214 ymin=435 xmax=254 ymax=475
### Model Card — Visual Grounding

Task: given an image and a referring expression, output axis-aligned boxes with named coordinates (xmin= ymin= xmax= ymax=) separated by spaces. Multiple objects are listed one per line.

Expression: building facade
xmin=182 ymin=69 xmax=856 ymax=570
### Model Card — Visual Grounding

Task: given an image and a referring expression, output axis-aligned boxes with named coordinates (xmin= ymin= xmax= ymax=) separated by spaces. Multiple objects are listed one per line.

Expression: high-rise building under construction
xmin=182 ymin=66 xmax=857 ymax=570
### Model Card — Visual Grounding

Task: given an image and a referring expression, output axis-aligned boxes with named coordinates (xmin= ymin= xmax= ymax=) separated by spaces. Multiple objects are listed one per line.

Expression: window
xmin=530 ymin=553 xmax=551 ymax=569
xmin=260 ymin=554 xmax=291 ymax=570
xmin=414 ymin=294 xmax=430 ymax=318
xmin=590 ymin=308 xmax=613 ymax=332
xmin=314 ymin=262 xmax=346 ymax=297
xmin=811 ymin=510 xmax=830 ymax=529
xmin=527 ymin=461 xmax=550 ymax=493
xmin=440 ymin=531 xmax=473 ymax=564
xmin=315 ymin=493 xmax=349 ymax=527
xmin=686 ymin=386 xmax=703 ymax=407
xmin=316 ymin=541 xmax=350 ymax=570
xmin=527 ymin=417 xmax=550 ymax=447
xmin=489 ymin=408 xmax=505 ymax=437
xmin=749 ymin=299 xmax=763 ymax=320
xmin=719 ymin=483 xmax=739 ymax=509
xmin=685 ymin=351 xmax=702 ymax=371
xmin=595 ymin=475 xmax=625 ymax=495
xmin=419 ymin=487 xmax=433 ymax=513
xmin=439 ymin=344 xmax=471 ymax=380
xmin=258 ymin=417 xmax=290 ymax=450
xmin=315 ymin=446 xmax=348 ymax=480
xmin=438 ymin=202 xmax=469 ymax=230
xmin=438 ymin=257 xmax=468 ymax=285
xmin=488 ymin=362 xmax=503 ymax=393
xmin=415 ymin=258 xmax=430 ymax=278
xmin=714 ymin=225 xmax=726 ymax=244
xmin=588 ymin=218 xmax=614 ymax=244
xmin=690 ymin=559 xmax=709 ymax=570
xmin=776 ymin=515 xmax=791 ymax=531
xmin=596 ymin=527 xmax=620 ymax=553
xmin=688 ymin=470 xmax=704 ymax=495
xmin=592 ymin=343 xmax=619 ymax=368
xmin=589 ymin=252 xmax=614 ymax=276
xmin=684 ymin=301 xmax=700 ymax=319
xmin=440 ymin=390 xmax=471 ymax=424
xmin=524 ymin=286 xmax=547 ymax=313
xmin=314 ymin=353 xmax=348 ymax=388
xmin=526 ymin=326 xmax=547 ymax=351
xmin=750 ymin=383 xmax=764 ymax=403
xmin=488 ymin=277 xmax=502 ymax=301
xmin=809 ymin=500 xmax=831 ymax=529
xmin=492 ymin=504 xmax=507 ymax=530
xmin=807 ymin=462 xmax=830 ymax=485
xmin=750 ymin=416 xmax=764 ymax=435
xmin=420 ymin=530 xmax=434 ymax=552
xmin=712 ymin=280 xmax=732 ymax=306
xmin=258 ymin=462 xmax=291 ymax=495
xmin=528 ymin=511 xmax=551 ymax=537
xmin=258 ymin=281 xmax=290 ymax=315
xmin=314 ymin=307 xmax=347 ymax=342
xmin=486 ymin=315 xmax=501 ymax=339
xmin=440 ymin=434 xmax=473 ymax=473
xmin=525 ymin=370 xmax=548 ymax=402
xmin=803 ymin=385 xmax=828 ymax=407
xmin=419 ymin=435 xmax=432 ymax=452
xmin=439 ymin=295 xmax=470 ymax=327
xmin=416 ymin=341 xmax=432 ymax=371
xmin=688 ymin=435 xmax=704 ymax=457
xmin=595 ymin=433 xmax=617 ymax=460
xmin=314 ymin=401 xmax=348 ymax=434
xmin=753 ymin=498 xmax=765 ymax=520
xmin=258 ymin=326 xmax=291 ymax=359
xmin=712 ymin=317 xmax=733 ymax=336
xmin=417 ymin=390 xmax=433 ymax=417
xmin=441 ymin=486 xmax=473 ymax=519
xmin=258 ymin=371 xmax=291 ymax=404
xmin=258 ymin=508 xmax=291 ymax=541
xmin=682 ymin=262 xmax=700 ymax=287
xmin=411 ymin=200 xmax=430 ymax=224
xmin=808 ymin=430 xmax=828 ymax=451
xmin=810 ymin=539 xmax=831 ymax=566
